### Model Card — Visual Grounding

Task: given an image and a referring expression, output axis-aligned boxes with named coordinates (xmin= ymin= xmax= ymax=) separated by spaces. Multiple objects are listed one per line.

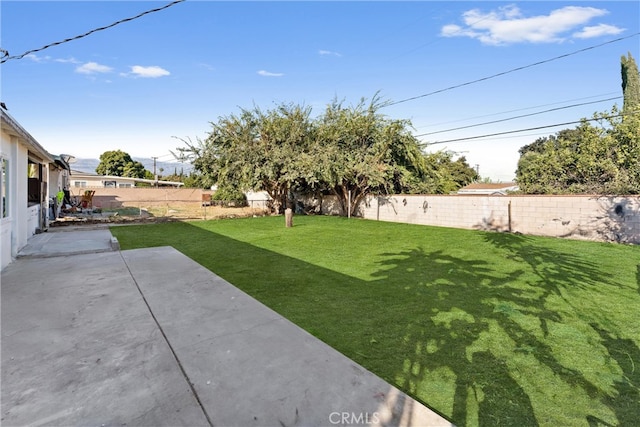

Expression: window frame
xmin=1 ymin=157 xmax=8 ymax=219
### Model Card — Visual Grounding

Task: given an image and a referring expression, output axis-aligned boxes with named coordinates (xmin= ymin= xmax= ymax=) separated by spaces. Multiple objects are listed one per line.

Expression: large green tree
xmin=177 ymin=96 xmax=479 ymax=216
xmin=96 ymin=150 xmax=148 ymax=179
xmin=516 ymin=54 xmax=640 ymax=195
xmin=314 ymin=96 xmax=430 ymax=216
xmin=516 ymin=109 xmax=639 ymax=194
xmin=176 ymin=104 xmax=314 ymax=213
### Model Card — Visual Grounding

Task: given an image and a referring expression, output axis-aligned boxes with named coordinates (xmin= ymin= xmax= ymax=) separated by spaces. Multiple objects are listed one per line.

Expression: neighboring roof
xmin=70 ymin=170 xmax=184 ymax=187
xmin=1 ymin=109 xmax=55 ymax=163
xmin=457 ymin=182 xmax=519 ymax=195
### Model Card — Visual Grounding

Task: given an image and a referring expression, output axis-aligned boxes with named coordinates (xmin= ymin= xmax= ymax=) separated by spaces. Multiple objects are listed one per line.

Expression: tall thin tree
xmin=621 ymin=52 xmax=640 ymax=115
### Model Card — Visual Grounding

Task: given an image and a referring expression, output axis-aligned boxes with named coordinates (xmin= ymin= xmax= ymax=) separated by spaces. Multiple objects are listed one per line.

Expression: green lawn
xmin=110 ymin=216 xmax=640 ymax=426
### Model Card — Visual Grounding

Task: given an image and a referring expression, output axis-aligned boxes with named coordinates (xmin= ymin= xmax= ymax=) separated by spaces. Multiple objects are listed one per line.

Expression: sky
xmin=1 ymin=1 xmax=639 ymax=181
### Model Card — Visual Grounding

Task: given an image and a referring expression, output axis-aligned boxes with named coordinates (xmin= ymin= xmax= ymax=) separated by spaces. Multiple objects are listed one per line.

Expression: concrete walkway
xmin=1 ymin=228 xmax=453 ymax=426
xmin=15 ymin=225 xmax=118 ymax=259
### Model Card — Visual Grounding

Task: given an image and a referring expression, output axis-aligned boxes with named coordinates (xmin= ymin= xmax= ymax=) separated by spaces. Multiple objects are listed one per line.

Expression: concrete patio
xmin=1 ymin=228 xmax=453 ymax=426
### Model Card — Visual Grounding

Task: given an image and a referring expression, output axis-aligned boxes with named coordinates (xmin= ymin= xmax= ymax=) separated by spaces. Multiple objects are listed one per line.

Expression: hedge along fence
xmin=343 ymin=194 xmax=640 ymax=245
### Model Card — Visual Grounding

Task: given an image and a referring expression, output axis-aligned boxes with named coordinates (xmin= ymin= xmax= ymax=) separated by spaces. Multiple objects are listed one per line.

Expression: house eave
xmin=1 ymin=110 xmax=54 ymax=163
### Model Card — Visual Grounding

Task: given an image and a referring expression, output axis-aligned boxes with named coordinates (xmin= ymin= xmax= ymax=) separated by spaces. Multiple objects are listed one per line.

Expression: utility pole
xmin=152 ymin=156 xmax=158 ymax=187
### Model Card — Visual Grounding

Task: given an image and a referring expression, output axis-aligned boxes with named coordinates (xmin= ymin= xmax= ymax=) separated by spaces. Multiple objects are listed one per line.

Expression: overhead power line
xmin=387 ymin=32 xmax=640 ymax=107
xmin=1 ymin=0 xmax=185 ymax=64
xmin=423 ymin=111 xmax=635 ymax=145
xmin=415 ymin=96 xmax=621 ymax=137
xmin=387 ymin=12 xmax=493 ymax=63
xmin=417 ymin=92 xmax=620 ymax=128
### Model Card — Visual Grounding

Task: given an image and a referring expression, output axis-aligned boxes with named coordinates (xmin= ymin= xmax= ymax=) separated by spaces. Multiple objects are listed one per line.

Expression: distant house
xmin=69 ymin=170 xmax=184 ymax=190
xmin=457 ymin=182 xmax=519 ymax=196
xmin=1 ymin=109 xmax=70 ymax=270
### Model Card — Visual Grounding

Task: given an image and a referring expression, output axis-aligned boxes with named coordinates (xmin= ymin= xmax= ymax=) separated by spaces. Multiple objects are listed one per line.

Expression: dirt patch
xmin=52 ymin=203 xmax=269 ymax=227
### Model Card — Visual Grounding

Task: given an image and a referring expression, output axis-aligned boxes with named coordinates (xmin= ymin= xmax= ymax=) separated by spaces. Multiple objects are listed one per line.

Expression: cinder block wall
xmin=351 ymin=194 xmax=640 ymax=244
xmin=86 ymin=188 xmax=210 ymax=209
xmin=84 ymin=188 xmax=640 ymax=244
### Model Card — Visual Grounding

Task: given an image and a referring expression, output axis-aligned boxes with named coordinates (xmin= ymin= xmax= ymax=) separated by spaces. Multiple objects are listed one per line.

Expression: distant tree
xmin=159 ymin=173 xmax=184 ymax=183
xmin=96 ymin=150 xmax=148 ymax=179
xmin=181 ymin=173 xmax=207 ymax=189
xmin=173 ymin=137 xmax=217 ymax=189
xmin=621 ymin=52 xmax=640 ymax=115
xmin=424 ymin=151 xmax=479 ymax=193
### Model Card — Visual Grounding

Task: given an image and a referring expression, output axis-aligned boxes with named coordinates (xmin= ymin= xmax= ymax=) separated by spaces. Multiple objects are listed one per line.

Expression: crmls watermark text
xmin=329 ymin=411 xmax=380 ymax=425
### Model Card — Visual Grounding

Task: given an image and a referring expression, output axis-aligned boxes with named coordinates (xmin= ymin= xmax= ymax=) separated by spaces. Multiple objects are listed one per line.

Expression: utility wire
xmin=423 ymin=111 xmax=634 ymax=145
xmin=387 ymin=32 xmax=640 ymax=107
xmin=1 ymin=0 xmax=185 ymax=64
xmin=416 ymin=92 xmax=620 ymax=128
xmin=415 ymin=96 xmax=621 ymax=137
xmin=387 ymin=12 xmax=493 ymax=63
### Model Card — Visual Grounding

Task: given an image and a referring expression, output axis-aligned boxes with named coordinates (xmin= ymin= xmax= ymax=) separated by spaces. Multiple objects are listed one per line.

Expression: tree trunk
xmin=331 ymin=185 xmax=347 ymax=216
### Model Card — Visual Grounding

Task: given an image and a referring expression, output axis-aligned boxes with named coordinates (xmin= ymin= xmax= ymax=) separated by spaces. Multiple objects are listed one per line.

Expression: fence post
xmin=285 ymin=208 xmax=293 ymax=227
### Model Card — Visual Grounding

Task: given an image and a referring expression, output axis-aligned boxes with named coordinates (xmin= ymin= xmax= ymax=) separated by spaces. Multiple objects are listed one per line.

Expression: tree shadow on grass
xmin=371 ymin=249 xmax=546 ymax=425
xmin=482 ymin=232 xmax=639 ymax=425
xmin=588 ymin=324 xmax=640 ymax=427
xmin=481 ymin=232 xmax=621 ymax=293
xmin=371 ymin=234 xmax=638 ymax=426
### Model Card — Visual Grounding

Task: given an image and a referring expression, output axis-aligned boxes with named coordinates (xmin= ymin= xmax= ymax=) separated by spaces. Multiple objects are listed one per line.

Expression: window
xmin=104 ymin=180 xmax=117 ymax=188
xmin=27 ymin=161 xmax=42 ymax=204
xmin=28 ymin=162 xmax=40 ymax=179
xmin=118 ymin=183 xmax=132 ymax=188
xmin=1 ymin=158 xmax=8 ymax=218
xmin=74 ymin=181 xmax=87 ymax=188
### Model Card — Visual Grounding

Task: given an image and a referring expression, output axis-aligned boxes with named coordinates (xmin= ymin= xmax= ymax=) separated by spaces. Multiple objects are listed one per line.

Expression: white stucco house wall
xmin=1 ymin=108 xmax=64 ymax=271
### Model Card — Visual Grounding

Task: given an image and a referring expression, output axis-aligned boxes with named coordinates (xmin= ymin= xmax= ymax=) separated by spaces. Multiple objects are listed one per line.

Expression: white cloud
xmin=441 ymin=5 xmax=621 ymax=45
xmin=55 ymin=57 xmax=81 ymax=64
xmin=199 ymin=63 xmax=216 ymax=71
xmin=257 ymin=70 xmax=284 ymax=77
xmin=25 ymin=54 xmax=51 ymax=62
xmin=319 ymin=50 xmax=342 ymax=57
xmin=128 ymin=65 xmax=171 ymax=78
xmin=573 ymin=23 xmax=625 ymax=39
xmin=76 ymin=61 xmax=113 ymax=74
